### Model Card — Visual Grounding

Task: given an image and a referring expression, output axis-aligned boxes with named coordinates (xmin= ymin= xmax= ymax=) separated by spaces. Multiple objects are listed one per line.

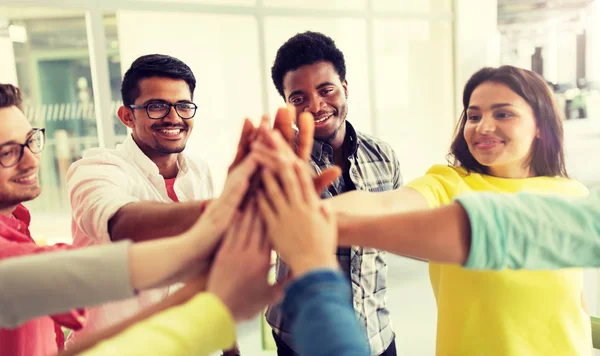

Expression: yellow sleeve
xmin=78 ymin=293 xmax=236 ymax=356
xmin=405 ymin=164 xmax=465 ymax=208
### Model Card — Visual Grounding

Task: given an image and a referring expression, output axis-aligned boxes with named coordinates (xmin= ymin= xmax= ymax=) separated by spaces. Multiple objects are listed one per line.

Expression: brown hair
xmin=449 ymin=65 xmax=568 ymax=178
xmin=0 ymin=84 xmax=23 ymax=111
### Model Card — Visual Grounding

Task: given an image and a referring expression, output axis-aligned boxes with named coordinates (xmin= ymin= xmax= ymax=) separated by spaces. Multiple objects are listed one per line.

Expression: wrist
xmin=290 ymin=257 xmax=339 ymax=278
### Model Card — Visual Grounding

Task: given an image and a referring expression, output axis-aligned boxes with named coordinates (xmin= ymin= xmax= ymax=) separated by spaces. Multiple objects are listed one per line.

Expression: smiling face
xmin=282 ymin=61 xmax=348 ymax=148
xmin=118 ymin=77 xmax=194 ymax=160
xmin=0 ymin=106 xmax=42 ymax=215
xmin=463 ymin=81 xmax=539 ymax=178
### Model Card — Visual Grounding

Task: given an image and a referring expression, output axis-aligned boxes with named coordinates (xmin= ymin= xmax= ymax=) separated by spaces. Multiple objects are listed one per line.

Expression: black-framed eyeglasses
xmin=128 ymin=100 xmax=197 ymax=120
xmin=0 ymin=128 xmax=46 ymax=168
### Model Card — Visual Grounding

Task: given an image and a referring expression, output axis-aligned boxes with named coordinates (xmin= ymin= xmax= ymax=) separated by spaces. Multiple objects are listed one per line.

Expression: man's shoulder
xmin=66 ymin=146 xmax=133 ymax=182
xmin=356 ymin=131 xmax=394 ymax=150
xmin=355 ymin=130 xmax=398 ymax=160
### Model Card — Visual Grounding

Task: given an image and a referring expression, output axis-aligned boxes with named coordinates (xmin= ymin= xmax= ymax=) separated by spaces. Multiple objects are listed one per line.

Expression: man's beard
xmin=315 ymin=110 xmax=347 ymax=145
xmin=0 ymin=188 xmax=41 ymax=210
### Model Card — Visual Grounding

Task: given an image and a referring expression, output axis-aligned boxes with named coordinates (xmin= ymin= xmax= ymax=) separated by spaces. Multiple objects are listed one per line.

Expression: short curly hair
xmin=271 ymin=31 xmax=346 ymax=99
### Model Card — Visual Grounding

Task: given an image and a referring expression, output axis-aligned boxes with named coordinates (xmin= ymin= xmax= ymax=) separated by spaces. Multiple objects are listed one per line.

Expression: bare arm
xmin=338 ymin=202 xmax=471 ymax=264
xmin=109 ymin=200 xmax=206 ymax=242
xmin=330 ymin=186 xmax=429 ymax=217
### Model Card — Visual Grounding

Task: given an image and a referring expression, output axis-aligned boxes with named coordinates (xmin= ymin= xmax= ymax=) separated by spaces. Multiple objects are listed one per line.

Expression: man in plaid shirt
xmin=266 ymin=31 xmax=402 ymax=356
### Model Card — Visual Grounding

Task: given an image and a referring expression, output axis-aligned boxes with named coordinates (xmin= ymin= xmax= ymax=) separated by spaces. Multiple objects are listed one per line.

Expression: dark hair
xmin=0 ymin=84 xmax=23 ymax=111
xmin=449 ymin=65 xmax=568 ymax=178
xmin=121 ymin=54 xmax=196 ymax=106
xmin=271 ymin=31 xmax=346 ymax=99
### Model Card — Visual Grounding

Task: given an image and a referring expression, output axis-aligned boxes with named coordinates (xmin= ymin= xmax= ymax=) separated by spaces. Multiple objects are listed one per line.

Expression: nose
xmin=476 ymin=114 xmax=496 ymax=134
xmin=161 ymin=105 xmax=183 ymax=125
xmin=305 ymin=94 xmax=326 ymax=114
xmin=18 ymin=146 xmax=40 ymax=171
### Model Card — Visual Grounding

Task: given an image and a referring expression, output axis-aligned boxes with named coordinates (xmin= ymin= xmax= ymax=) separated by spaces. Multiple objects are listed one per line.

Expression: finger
xmin=278 ymin=153 xmax=304 ymax=205
xmin=222 ymin=155 xmax=259 ymax=214
xmin=264 ymin=280 xmax=286 ymax=305
xmin=240 ymin=169 xmax=261 ymax=210
xmin=294 ymin=161 xmax=319 ymax=208
xmin=320 ymin=199 xmax=334 ymax=222
xmin=313 ymin=166 xmax=341 ymax=194
xmin=273 ymin=106 xmax=296 ymax=146
xmin=261 ymin=169 xmax=287 ymax=211
xmin=256 ymin=191 xmax=276 ymax=228
xmin=220 ymin=211 xmax=242 ymax=251
xmin=229 ymin=118 xmax=255 ymax=172
xmin=257 ymin=129 xmax=298 ymax=161
xmin=250 ymin=141 xmax=283 ymax=171
xmin=238 ymin=204 xmax=257 ymax=249
xmin=296 ymin=111 xmax=315 ymax=161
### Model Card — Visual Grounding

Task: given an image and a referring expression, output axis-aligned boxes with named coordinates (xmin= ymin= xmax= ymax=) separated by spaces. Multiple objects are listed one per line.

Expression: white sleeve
xmin=67 ymin=155 xmax=140 ymax=243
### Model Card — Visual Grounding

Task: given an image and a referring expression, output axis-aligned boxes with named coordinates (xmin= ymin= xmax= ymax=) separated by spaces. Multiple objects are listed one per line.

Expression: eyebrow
xmin=287 ymin=82 xmax=337 ymax=101
xmin=0 ymin=129 xmax=34 ymax=147
xmin=467 ymin=103 xmax=514 ymax=111
xmin=141 ymin=98 xmax=193 ymax=105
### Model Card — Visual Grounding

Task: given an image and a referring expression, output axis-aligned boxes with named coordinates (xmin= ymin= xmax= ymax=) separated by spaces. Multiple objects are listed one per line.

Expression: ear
xmin=342 ymin=80 xmax=348 ymax=99
xmin=535 ymin=127 xmax=541 ymax=139
xmin=117 ymin=106 xmax=135 ymax=129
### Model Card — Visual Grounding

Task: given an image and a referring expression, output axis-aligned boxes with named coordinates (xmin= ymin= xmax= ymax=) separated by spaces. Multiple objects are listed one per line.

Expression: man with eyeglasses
xmin=0 ymin=83 xmax=86 ymax=356
xmin=65 ymin=54 xmax=221 ymax=349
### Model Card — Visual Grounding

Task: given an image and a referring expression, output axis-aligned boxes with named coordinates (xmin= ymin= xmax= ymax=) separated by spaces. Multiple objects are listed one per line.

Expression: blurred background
xmin=0 ymin=0 xmax=598 ymax=354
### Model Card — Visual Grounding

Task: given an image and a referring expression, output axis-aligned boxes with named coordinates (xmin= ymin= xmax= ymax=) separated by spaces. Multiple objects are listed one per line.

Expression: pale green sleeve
xmin=457 ymin=189 xmax=600 ymax=270
xmin=78 ymin=293 xmax=236 ymax=356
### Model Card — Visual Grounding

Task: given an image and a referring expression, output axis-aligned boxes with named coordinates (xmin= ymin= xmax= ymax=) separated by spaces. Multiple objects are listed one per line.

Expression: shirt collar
xmin=310 ymin=121 xmax=360 ymax=162
xmin=0 ymin=204 xmax=32 ymax=242
xmin=121 ymin=135 xmax=189 ymax=177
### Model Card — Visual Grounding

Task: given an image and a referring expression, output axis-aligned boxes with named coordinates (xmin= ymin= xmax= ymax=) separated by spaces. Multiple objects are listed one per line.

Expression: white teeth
xmin=315 ymin=114 xmax=332 ymax=124
xmin=159 ymin=129 xmax=181 ymax=135
xmin=15 ymin=174 xmax=36 ymax=183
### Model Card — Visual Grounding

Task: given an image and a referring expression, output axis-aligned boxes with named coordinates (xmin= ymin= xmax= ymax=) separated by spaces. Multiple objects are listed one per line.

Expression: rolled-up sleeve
xmin=67 ymin=154 xmax=140 ymax=243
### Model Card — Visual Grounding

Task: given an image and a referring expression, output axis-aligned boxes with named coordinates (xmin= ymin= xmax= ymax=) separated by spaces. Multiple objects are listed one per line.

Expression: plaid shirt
xmin=266 ymin=121 xmax=402 ymax=356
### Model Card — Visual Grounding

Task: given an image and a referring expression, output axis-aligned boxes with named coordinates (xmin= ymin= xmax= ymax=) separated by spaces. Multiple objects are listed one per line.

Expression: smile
xmin=153 ymin=128 xmax=186 ymax=138
xmin=314 ymin=114 xmax=333 ymax=124
xmin=13 ymin=173 xmax=38 ymax=184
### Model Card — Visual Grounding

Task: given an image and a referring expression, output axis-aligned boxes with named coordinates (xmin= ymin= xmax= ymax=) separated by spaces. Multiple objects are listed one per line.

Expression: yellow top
xmin=78 ymin=293 xmax=236 ymax=356
xmin=406 ymin=164 xmax=591 ymax=356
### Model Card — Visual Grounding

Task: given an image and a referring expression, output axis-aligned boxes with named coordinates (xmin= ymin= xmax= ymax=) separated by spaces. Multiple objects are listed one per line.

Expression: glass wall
xmin=0 ymin=1 xmax=454 ymax=354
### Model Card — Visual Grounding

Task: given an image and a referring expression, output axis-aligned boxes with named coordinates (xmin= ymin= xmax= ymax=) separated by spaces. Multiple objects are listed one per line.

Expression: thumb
xmin=264 ymin=280 xmax=287 ymax=305
xmin=313 ymin=166 xmax=342 ymax=194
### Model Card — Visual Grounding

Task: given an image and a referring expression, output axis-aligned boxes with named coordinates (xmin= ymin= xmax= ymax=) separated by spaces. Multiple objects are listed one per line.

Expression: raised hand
xmin=256 ymin=159 xmax=339 ymax=278
xmin=206 ymin=204 xmax=284 ymax=322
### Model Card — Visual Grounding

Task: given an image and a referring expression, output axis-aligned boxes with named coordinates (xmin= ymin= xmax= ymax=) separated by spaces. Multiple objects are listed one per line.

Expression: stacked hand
xmin=181 ymin=107 xmax=342 ymax=356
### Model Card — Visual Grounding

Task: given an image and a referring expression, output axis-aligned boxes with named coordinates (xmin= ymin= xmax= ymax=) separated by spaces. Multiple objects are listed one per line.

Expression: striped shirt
xmin=266 ymin=121 xmax=402 ymax=356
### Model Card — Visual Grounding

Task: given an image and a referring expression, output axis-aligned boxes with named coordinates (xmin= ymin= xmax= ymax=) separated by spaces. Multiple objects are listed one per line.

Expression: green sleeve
xmin=457 ymin=189 xmax=600 ymax=270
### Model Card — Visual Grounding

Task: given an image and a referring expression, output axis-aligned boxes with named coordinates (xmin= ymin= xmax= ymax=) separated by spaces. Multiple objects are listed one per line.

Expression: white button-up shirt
xmin=65 ymin=135 xmax=213 ymax=344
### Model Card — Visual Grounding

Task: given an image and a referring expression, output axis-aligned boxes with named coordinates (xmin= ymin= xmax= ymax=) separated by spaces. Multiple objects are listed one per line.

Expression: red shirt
xmin=164 ymin=178 xmax=179 ymax=202
xmin=0 ymin=204 xmax=86 ymax=356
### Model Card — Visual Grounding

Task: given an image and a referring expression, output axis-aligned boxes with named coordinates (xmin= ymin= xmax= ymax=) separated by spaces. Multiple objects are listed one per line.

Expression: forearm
xmin=0 ymin=242 xmax=134 ymax=328
xmin=284 ymin=269 xmax=369 ymax=356
xmin=339 ymin=203 xmax=471 ymax=264
xmin=60 ymin=276 xmax=208 ymax=356
xmin=331 ymin=187 xmax=427 ymax=216
xmin=457 ymin=191 xmax=600 ymax=269
xmin=109 ymin=200 xmax=206 ymax=242
xmin=129 ymin=235 xmax=207 ymax=291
